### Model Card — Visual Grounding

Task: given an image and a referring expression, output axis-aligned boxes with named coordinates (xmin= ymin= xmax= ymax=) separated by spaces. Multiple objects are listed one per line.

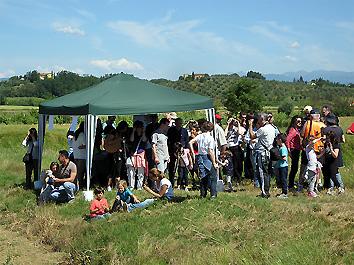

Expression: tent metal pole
xmin=37 ymin=114 xmax=46 ymax=179
xmin=85 ymin=114 xmax=97 ymax=191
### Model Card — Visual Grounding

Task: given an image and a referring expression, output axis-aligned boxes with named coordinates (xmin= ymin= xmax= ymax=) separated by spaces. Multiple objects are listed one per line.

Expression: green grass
xmin=0 ymin=118 xmax=353 ymax=264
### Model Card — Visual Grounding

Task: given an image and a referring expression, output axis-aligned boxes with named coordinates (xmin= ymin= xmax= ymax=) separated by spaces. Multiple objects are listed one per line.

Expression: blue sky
xmin=1 ymin=0 xmax=354 ymax=79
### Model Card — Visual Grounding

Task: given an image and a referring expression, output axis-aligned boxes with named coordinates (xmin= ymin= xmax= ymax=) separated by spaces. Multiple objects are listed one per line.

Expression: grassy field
xmin=0 ymin=117 xmax=353 ymax=264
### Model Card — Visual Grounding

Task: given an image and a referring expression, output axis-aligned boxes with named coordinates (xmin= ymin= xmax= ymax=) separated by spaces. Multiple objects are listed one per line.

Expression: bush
xmin=278 ymin=101 xmax=294 ymax=116
xmin=5 ymin=97 xmax=46 ymax=106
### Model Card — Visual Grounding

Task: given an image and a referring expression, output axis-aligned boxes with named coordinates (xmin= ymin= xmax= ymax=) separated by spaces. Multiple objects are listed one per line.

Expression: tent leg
xmin=85 ymin=114 xmax=97 ymax=192
xmin=37 ymin=114 xmax=46 ymax=180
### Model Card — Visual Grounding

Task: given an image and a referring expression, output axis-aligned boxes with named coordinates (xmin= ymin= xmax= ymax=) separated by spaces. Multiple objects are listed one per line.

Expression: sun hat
xmin=303 ymin=105 xmax=313 ymax=112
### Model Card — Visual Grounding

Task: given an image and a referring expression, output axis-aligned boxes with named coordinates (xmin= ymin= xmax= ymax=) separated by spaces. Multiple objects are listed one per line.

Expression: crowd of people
xmin=22 ymin=105 xmax=350 ymax=220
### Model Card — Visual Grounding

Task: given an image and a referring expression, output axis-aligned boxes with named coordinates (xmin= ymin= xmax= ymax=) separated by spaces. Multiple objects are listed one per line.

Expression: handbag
xmin=22 ymin=153 xmax=32 ymax=163
xmin=23 ymin=143 xmax=34 ymax=163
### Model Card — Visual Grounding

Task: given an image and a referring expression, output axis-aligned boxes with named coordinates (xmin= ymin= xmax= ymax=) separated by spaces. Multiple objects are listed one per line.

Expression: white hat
xmin=303 ymin=105 xmax=313 ymax=112
xmin=169 ymin=112 xmax=178 ymax=119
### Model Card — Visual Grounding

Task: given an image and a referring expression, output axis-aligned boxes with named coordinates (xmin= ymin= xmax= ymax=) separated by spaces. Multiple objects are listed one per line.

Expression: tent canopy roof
xmin=39 ymin=73 xmax=213 ymax=115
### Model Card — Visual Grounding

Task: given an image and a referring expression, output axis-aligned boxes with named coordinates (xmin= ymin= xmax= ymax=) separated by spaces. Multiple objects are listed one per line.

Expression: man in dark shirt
xmin=167 ymin=118 xmax=189 ymax=187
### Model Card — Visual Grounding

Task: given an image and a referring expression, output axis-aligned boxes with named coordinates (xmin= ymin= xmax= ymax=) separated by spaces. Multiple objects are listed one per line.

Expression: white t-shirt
xmin=306 ymin=146 xmax=317 ymax=172
xmin=255 ymin=124 xmax=276 ymax=151
xmin=214 ymin=123 xmax=227 ymax=149
xmin=195 ymin=132 xmax=215 ymax=155
xmin=73 ymin=133 xmax=86 ymax=160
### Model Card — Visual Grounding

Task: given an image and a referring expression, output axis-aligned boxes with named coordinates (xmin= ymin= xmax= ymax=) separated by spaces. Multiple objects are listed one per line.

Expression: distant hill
xmin=0 ymin=78 xmax=8 ymax=82
xmin=264 ymin=70 xmax=354 ymax=84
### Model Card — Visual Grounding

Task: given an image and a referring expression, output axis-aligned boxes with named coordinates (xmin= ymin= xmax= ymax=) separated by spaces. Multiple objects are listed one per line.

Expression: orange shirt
xmin=303 ymin=120 xmax=325 ymax=152
xmin=90 ymin=198 xmax=109 ymax=218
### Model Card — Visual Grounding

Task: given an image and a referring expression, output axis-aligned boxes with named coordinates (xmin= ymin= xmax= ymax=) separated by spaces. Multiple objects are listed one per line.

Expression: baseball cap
xmin=303 ymin=105 xmax=313 ymax=112
xmin=215 ymin=114 xmax=222 ymax=120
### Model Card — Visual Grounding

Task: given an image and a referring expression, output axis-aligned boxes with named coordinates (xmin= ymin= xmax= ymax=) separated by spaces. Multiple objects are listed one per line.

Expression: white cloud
xmin=90 ymin=58 xmax=144 ymax=71
xmin=75 ymin=9 xmax=96 ymax=21
xmin=52 ymin=22 xmax=85 ymax=36
xmin=0 ymin=69 xmax=15 ymax=78
xmin=284 ymin=55 xmax=297 ymax=62
xmin=107 ymin=17 xmax=257 ymax=56
xmin=290 ymin=41 xmax=300 ymax=48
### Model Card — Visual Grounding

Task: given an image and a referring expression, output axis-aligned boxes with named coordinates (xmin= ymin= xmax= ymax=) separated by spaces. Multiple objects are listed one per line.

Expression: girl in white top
xmin=144 ymin=168 xmax=174 ymax=201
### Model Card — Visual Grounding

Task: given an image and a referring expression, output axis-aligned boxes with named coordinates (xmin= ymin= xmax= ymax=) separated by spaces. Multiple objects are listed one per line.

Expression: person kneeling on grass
xmin=90 ymin=187 xmax=111 ymax=220
xmin=111 ymin=180 xmax=155 ymax=212
xmin=143 ymin=168 xmax=174 ymax=201
xmin=49 ymin=150 xmax=77 ymax=203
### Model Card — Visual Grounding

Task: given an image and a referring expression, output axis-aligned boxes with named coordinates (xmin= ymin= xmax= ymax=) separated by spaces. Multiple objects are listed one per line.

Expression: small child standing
xmin=300 ymin=138 xmax=323 ymax=198
xmin=175 ymin=142 xmax=193 ymax=191
xmin=112 ymin=180 xmax=155 ymax=212
xmin=219 ymin=150 xmax=234 ymax=191
xmin=275 ymin=134 xmax=288 ymax=198
xmin=89 ymin=188 xmax=111 ymax=220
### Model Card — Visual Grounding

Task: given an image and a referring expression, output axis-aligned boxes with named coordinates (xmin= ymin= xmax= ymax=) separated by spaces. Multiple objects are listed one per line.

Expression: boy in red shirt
xmin=90 ymin=188 xmax=111 ymax=220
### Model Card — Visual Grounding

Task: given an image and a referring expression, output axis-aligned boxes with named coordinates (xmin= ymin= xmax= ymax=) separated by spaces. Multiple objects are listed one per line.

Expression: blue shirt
xmin=277 ymin=145 xmax=288 ymax=168
xmin=117 ymin=189 xmax=133 ymax=202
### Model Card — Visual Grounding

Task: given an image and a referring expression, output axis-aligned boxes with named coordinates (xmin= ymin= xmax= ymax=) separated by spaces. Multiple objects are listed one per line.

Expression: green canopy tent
xmin=37 ymin=73 xmax=215 ymax=194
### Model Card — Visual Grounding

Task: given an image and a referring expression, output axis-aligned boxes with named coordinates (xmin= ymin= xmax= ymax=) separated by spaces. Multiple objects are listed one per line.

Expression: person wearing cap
xmin=248 ymin=113 xmax=276 ymax=198
xmin=322 ymin=116 xmax=345 ymax=192
xmin=299 ymin=109 xmax=326 ymax=188
xmin=302 ymin=106 xmax=313 ymax=127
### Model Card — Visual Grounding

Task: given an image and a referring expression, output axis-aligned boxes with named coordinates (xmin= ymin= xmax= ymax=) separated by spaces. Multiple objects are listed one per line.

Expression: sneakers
xmin=338 ymin=187 xmax=345 ymax=195
xmin=107 ymin=186 xmax=112 ymax=192
xmin=308 ymin=191 xmax=318 ymax=198
xmin=326 ymin=188 xmax=335 ymax=195
xmin=277 ymin=194 xmax=288 ymax=199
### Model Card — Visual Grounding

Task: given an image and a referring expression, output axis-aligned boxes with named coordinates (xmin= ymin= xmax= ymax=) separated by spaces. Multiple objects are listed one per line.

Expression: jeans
xmin=330 ymin=172 xmax=344 ymax=189
xmin=278 ymin=166 xmax=288 ymax=194
xmin=91 ymin=213 xmax=111 ymax=220
xmin=128 ymin=199 xmax=155 ymax=212
xmin=49 ymin=182 xmax=77 ymax=202
xmin=254 ymin=150 xmax=271 ymax=196
xmin=229 ymin=146 xmax=243 ymax=183
xmin=200 ymin=170 xmax=217 ymax=198
xmin=196 ymin=155 xmax=217 ymax=197
xmin=127 ymin=165 xmax=145 ymax=189
xmin=112 ymin=197 xmax=155 ymax=212
xmin=177 ymin=166 xmax=188 ymax=188
xmin=25 ymin=159 xmax=39 ymax=188
xmin=288 ymin=149 xmax=300 ymax=188
xmin=74 ymin=159 xmax=86 ymax=189
xmin=251 ymin=150 xmax=259 ymax=188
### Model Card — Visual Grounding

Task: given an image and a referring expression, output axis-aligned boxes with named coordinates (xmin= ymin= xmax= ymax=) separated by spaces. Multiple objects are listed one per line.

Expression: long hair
xmin=286 ymin=115 xmax=301 ymax=135
xmin=28 ymin=128 xmax=37 ymax=141
xmin=74 ymin=122 xmax=85 ymax=140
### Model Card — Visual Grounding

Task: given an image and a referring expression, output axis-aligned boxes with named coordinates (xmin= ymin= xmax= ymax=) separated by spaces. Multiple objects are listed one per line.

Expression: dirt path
xmin=0 ymin=226 xmax=65 ymax=265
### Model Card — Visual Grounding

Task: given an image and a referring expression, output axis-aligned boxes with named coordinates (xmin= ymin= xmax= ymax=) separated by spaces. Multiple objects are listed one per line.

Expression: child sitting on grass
xmin=111 ymin=180 xmax=155 ymax=212
xmin=89 ymin=187 xmax=111 ymax=220
xmin=275 ymin=134 xmax=288 ymax=199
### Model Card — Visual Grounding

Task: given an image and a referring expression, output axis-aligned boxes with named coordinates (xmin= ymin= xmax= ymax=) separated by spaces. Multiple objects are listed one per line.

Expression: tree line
xmin=0 ymin=70 xmax=353 ymax=116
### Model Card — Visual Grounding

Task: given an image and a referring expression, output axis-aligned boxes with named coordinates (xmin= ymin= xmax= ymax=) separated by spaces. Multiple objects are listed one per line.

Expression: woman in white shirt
xmin=189 ymin=121 xmax=219 ymax=198
xmin=73 ymin=122 xmax=86 ymax=189
xmin=22 ymin=128 xmax=39 ymax=189
xmin=144 ymin=168 xmax=174 ymax=201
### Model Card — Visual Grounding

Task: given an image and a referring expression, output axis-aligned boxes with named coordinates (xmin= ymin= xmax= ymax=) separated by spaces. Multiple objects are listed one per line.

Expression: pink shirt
xmin=90 ymin=198 xmax=109 ymax=218
xmin=286 ymin=127 xmax=301 ymax=150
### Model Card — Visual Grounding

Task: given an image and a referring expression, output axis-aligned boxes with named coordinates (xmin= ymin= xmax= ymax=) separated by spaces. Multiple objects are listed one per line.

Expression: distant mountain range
xmin=0 ymin=78 xmax=9 ymax=81
xmin=263 ymin=70 xmax=354 ymax=84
